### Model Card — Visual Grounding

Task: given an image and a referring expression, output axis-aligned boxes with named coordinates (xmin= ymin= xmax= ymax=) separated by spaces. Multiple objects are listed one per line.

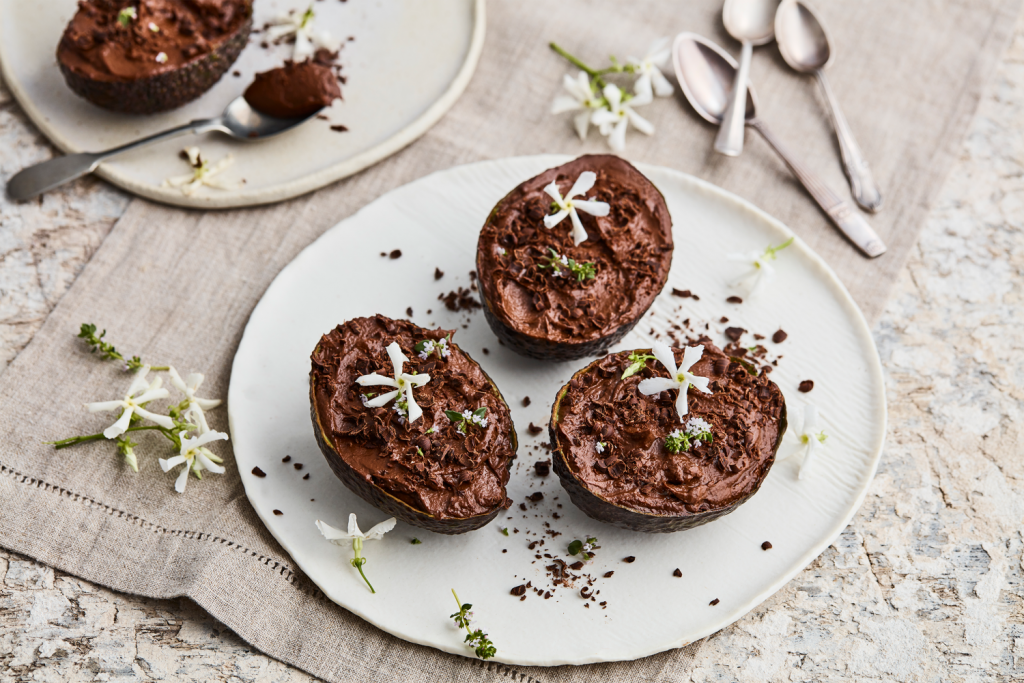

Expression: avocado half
xmin=56 ymin=4 xmax=252 ymax=115
xmin=309 ymin=329 xmax=517 ymax=535
xmin=548 ymin=349 xmax=788 ymax=533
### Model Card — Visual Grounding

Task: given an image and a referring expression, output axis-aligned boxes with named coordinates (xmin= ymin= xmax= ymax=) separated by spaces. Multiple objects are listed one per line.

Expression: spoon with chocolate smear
xmin=6 ymin=64 xmax=335 ymax=202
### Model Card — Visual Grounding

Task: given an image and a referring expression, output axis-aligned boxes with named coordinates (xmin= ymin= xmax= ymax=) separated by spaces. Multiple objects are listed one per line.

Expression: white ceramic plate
xmin=228 ymin=155 xmax=886 ymax=666
xmin=0 ymin=0 xmax=483 ymax=208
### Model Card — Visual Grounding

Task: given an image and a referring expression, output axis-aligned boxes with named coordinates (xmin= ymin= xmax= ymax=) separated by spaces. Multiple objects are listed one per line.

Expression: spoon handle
xmin=815 ymin=71 xmax=883 ymax=213
xmin=714 ymin=40 xmax=752 ymax=157
xmin=749 ymin=119 xmax=887 ymax=258
xmin=5 ymin=117 xmax=224 ymax=202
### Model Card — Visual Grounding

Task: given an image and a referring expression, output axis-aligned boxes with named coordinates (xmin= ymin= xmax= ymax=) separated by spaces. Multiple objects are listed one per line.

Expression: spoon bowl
xmin=723 ymin=0 xmax=780 ymax=45
xmin=775 ymin=1 xmax=832 ymax=72
xmin=673 ymin=33 xmax=758 ymax=124
xmin=6 ymin=95 xmax=319 ymax=201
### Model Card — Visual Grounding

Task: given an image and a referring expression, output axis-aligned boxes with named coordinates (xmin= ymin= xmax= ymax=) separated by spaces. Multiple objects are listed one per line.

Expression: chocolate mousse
xmin=476 ymin=155 xmax=673 ymax=361
xmin=244 ymin=59 xmax=341 ymax=119
xmin=57 ymin=0 xmax=252 ymax=114
xmin=309 ymin=315 xmax=517 ymax=534
xmin=549 ymin=342 xmax=786 ymax=533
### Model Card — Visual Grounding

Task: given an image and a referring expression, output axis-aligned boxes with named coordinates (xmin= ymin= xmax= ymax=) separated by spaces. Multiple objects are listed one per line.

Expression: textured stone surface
xmin=2 ymin=14 xmax=1024 ymax=683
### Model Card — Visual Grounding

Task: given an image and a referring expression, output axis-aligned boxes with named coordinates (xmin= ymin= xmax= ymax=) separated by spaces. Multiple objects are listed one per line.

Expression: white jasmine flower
xmin=543 ymin=171 xmax=610 ymax=246
xmin=590 ymin=83 xmax=654 ymax=152
xmin=595 ymin=441 xmax=606 ymax=454
xmin=158 ymin=430 xmax=228 ymax=493
xmin=266 ymin=5 xmax=341 ymax=61
xmin=84 ymin=365 xmax=175 ymax=439
xmin=551 ymin=71 xmax=605 ymax=140
xmin=637 ymin=341 xmax=712 ymax=418
xmin=628 ymin=38 xmax=674 ymax=98
xmin=316 ymin=513 xmax=396 ymax=594
xmin=167 ymin=367 xmax=221 ymax=434
xmin=778 ymin=404 xmax=827 ymax=479
xmin=356 ymin=342 xmax=431 ymax=423
xmin=164 ymin=147 xmax=236 ymax=196
xmin=155 ymin=52 xmax=168 ymax=64
xmin=728 ymin=238 xmax=794 ymax=297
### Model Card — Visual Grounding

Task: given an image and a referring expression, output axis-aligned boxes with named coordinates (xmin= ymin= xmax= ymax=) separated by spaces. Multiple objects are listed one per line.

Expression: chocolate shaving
xmin=709 ymin=598 xmax=720 ymax=606
xmin=673 ymin=568 xmax=682 ymax=577
xmin=726 ymin=296 xmax=743 ymax=304
xmin=724 ymin=326 xmax=745 ymax=342
xmin=761 ymin=541 xmax=773 ymax=550
xmin=251 ymin=467 xmax=266 ymax=477
xmin=389 ymin=249 xmax=402 ymax=259
xmin=772 ymin=329 xmax=788 ymax=343
xmin=528 ymin=423 xmax=544 ymax=435
xmin=798 ymin=380 xmax=814 ymax=393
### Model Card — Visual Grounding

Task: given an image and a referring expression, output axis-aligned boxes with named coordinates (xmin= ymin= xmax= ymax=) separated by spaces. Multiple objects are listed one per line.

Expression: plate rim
xmin=0 ymin=0 xmax=486 ymax=209
xmin=227 ymin=153 xmax=888 ymax=666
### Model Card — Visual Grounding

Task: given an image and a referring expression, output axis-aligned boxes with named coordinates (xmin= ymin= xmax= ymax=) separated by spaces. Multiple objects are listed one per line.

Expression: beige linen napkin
xmin=0 ymin=0 xmax=1019 ymax=680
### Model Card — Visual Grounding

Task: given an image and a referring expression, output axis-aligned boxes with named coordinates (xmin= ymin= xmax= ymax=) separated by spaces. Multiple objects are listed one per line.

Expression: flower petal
xmin=195 ymin=450 xmax=225 ymax=474
xmin=85 ymin=400 xmax=126 ymax=413
xmin=167 ymin=366 xmax=188 ymax=394
xmin=542 ymin=180 xmax=564 ymax=205
xmin=680 ymin=344 xmax=705 ymax=373
xmin=364 ymin=389 xmax=400 ymax=408
xmin=127 ymin=366 xmax=152 ymax=397
xmin=626 ymin=108 xmax=655 ymax=135
xmin=569 ymin=209 xmax=589 ymax=246
xmin=803 ymin=404 xmax=818 ymax=433
xmin=193 ymin=397 xmax=221 ymax=410
xmin=590 ymin=108 xmax=617 ymax=127
xmin=385 ymin=342 xmax=407 ymax=380
xmin=651 ymin=67 xmax=674 ymax=97
xmin=567 ymin=171 xmax=596 ymax=199
xmin=608 ymin=117 xmax=628 ymax=151
xmin=160 ymin=455 xmax=187 ymax=472
xmin=316 ymin=519 xmax=354 ymax=544
xmin=133 ymin=406 xmax=176 ymax=429
xmin=552 ymin=95 xmax=584 ymax=115
xmin=572 ymin=199 xmax=609 ymax=217
xmin=347 ymin=512 xmax=363 ymax=539
xmin=637 ymin=377 xmax=678 ymax=395
xmin=675 ymin=383 xmax=690 ymax=418
xmin=174 ymin=465 xmax=190 ymax=493
xmin=688 ymin=374 xmax=712 ymax=394
xmin=573 ymin=111 xmax=591 ymax=141
xmin=103 ymin=407 xmax=135 ymax=439
xmin=405 ymin=386 xmax=423 ymax=423
xmin=132 ymin=387 xmax=170 ymax=404
xmin=363 ymin=516 xmax=397 ymax=540
xmin=602 ymin=84 xmax=622 ymax=110
xmin=355 ymin=373 xmax=399 ymax=387
xmin=798 ymin=437 xmax=818 ymax=480
xmin=651 ymin=340 xmax=678 ymax=377
xmin=543 ymin=209 xmax=569 ymax=229
xmin=403 ymin=373 xmax=430 ymax=387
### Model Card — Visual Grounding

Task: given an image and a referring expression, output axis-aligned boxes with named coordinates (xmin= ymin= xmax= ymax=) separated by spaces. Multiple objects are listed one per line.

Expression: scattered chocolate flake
xmin=293 ymin=463 xmax=303 ymax=470
xmin=528 ymin=423 xmax=544 ymax=436
xmin=534 ymin=460 xmax=550 ymax=477
xmin=519 ymin=503 xmax=527 ymax=511
xmin=724 ymin=327 xmax=745 ymax=342
xmin=522 ymin=396 xmax=531 ymax=407
xmin=405 ymin=307 xmax=413 ymax=317
xmin=330 ymin=124 xmax=349 ymax=132
xmin=434 ymin=267 xmax=444 ymax=280
xmin=727 ymin=296 xmax=743 ymax=304
xmin=303 ymin=473 xmax=310 ymax=480
xmin=798 ymin=380 xmax=814 ymax=393
xmin=483 ymin=348 xmax=489 ymax=354
xmin=603 ymin=571 xmax=614 ymax=578
xmin=282 ymin=455 xmax=291 ymax=463
xmin=511 ymin=584 xmax=527 ymax=596
xmin=671 ymin=288 xmax=693 ymax=298
xmin=439 ymin=287 xmax=481 ymax=312
xmin=570 ymin=561 xmax=585 ymax=571
xmin=527 ymin=492 xmax=544 ymax=503
xmin=251 ymin=467 xmax=266 ymax=477
xmin=273 ymin=510 xmax=283 ymax=516
xmin=623 ymin=556 xmax=636 ymax=563
xmin=719 ymin=316 xmax=729 ymax=324
xmin=380 ymin=252 xmax=387 ymax=257
xmin=389 ymin=249 xmax=402 ymax=259
xmin=580 ymin=586 xmax=593 ymax=598
xmin=772 ymin=329 xmax=788 ymax=343
xmin=709 ymin=598 xmax=720 ymax=606
xmin=761 ymin=541 xmax=773 ymax=550
xmin=673 ymin=568 xmax=682 ymax=577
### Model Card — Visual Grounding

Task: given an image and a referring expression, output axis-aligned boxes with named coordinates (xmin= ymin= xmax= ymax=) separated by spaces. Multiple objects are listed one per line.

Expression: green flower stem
xmin=451 ymin=589 xmax=467 ymax=627
xmin=549 ymin=42 xmax=619 ymax=88
xmin=46 ymin=425 xmax=165 ymax=449
xmin=351 ymin=537 xmax=375 ymax=593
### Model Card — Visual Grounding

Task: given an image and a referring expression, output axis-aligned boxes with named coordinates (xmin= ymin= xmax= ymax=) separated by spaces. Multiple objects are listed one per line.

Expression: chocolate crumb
xmin=380 ymin=252 xmax=387 ymax=257
xmin=623 ymin=556 xmax=636 ymax=563
xmin=519 ymin=503 xmax=527 ymax=511
xmin=719 ymin=316 xmax=729 ymax=324
xmin=528 ymin=423 xmax=544 ymax=435
xmin=330 ymin=124 xmax=349 ymax=132
xmin=273 ymin=510 xmax=283 ymax=516
xmin=671 ymin=288 xmax=693 ymax=298
xmin=673 ymin=568 xmax=682 ymax=577
xmin=798 ymin=380 xmax=815 ymax=393
xmin=570 ymin=561 xmax=585 ymax=571
xmin=727 ymin=296 xmax=743 ymax=304
xmin=434 ymin=267 xmax=444 ymax=280
xmin=527 ymin=492 xmax=544 ymax=503
xmin=483 ymin=348 xmax=489 ymax=354
xmin=534 ymin=461 xmax=551 ymax=477
xmin=772 ymin=329 xmax=788 ymax=343
xmin=282 ymin=455 xmax=291 ymax=463
xmin=251 ymin=467 xmax=266 ymax=477
xmin=511 ymin=584 xmax=527 ymax=596
xmin=522 ymin=396 xmax=531 ymax=407
xmin=389 ymin=249 xmax=402 ymax=259
xmin=520 ymin=595 xmax=527 ymax=601
xmin=303 ymin=473 xmax=310 ymax=480
xmin=762 ymin=541 xmax=773 ymax=550
xmin=604 ymin=571 xmax=614 ymax=578
xmin=709 ymin=598 xmax=720 ymax=606
xmin=724 ymin=326 xmax=745 ymax=342
xmin=294 ymin=463 xmax=303 ymax=470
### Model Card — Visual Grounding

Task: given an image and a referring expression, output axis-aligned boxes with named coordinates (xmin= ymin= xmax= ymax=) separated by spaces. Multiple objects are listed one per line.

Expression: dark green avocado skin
xmin=57 ymin=13 xmax=252 ymax=115
xmin=548 ymin=359 xmax=787 ymax=533
xmin=309 ymin=348 xmax=518 ymax=535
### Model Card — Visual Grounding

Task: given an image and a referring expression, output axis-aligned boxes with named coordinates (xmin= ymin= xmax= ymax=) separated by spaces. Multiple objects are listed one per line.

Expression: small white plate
xmin=0 ymin=0 xmax=484 ymax=208
xmin=228 ymin=155 xmax=886 ymax=666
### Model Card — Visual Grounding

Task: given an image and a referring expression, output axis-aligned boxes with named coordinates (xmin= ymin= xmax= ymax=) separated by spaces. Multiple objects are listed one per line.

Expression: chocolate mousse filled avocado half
xmin=476 ymin=155 xmax=673 ymax=361
xmin=57 ymin=0 xmax=252 ymax=115
xmin=549 ymin=340 xmax=786 ymax=533
xmin=310 ymin=315 xmax=517 ymax=534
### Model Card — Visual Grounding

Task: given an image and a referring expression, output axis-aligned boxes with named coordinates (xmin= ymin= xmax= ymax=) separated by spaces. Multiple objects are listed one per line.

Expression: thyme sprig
xmin=450 ymin=590 xmax=497 ymax=660
xmin=621 ymin=351 xmax=655 ymax=379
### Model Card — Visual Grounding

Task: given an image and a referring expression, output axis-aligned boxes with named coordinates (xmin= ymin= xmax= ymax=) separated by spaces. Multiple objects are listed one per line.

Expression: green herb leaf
xmin=444 ymin=410 xmax=465 ymax=423
xmin=500 ymin=527 xmax=509 ymax=536
xmin=411 ymin=538 xmax=422 ymax=544
xmin=568 ymin=539 xmax=583 ymax=555
xmin=472 ymin=407 xmax=488 ymax=418
xmin=621 ymin=352 xmax=655 ymax=380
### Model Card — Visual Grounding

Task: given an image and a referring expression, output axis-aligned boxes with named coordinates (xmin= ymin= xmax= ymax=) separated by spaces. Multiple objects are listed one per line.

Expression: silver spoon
xmin=715 ymin=0 xmax=781 ymax=157
xmin=776 ymin=0 xmax=882 ymax=212
xmin=673 ymin=32 xmax=886 ymax=258
xmin=5 ymin=96 xmax=320 ymax=202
